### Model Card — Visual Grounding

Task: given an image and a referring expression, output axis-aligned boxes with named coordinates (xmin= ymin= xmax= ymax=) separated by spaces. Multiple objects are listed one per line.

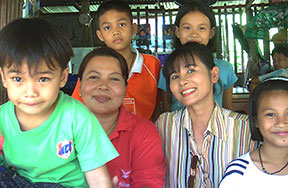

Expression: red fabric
xmin=0 ymin=136 xmax=4 ymax=156
xmin=107 ymin=105 xmax=165 ymax=188
xmin=71 ymin=54 xmax=161 ymax=120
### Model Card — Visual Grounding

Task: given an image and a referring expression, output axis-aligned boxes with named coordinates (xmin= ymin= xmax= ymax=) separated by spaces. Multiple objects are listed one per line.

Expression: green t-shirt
xmin=0 ymin=92 xmax=118 ymax=187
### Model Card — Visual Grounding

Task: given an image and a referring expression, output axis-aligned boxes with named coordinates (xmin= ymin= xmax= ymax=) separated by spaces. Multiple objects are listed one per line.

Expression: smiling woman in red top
xmin=76 ymin=47 xmax=165 ymax=188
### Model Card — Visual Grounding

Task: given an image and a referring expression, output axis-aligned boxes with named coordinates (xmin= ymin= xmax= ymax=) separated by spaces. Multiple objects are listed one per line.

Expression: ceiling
xmin=40 ymin=0 xmax=269 ymax=14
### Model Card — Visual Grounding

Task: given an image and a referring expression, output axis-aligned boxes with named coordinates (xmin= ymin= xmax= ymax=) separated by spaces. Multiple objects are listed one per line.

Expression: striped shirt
xmin=155 ymin=104 xmax=259 ymax=188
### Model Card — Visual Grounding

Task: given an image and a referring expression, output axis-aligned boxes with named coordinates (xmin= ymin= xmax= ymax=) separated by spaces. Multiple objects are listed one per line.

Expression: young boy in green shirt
xmin=0 ymin=18 xmax=118 ymax=188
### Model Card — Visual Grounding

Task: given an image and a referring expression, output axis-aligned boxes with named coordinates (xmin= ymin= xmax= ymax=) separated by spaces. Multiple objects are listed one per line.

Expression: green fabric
xmin=0 ymin=92 xmax=118 ymax=187
xmin=245 ymin=5 xmax=288 ymax=39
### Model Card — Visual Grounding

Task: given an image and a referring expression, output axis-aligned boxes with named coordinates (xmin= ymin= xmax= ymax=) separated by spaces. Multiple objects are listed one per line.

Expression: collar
xmin=109 ymin=105 xmax=133 ymax=140
xmin=128 ymin=48 xmax=144 ymax=79
xmin=207 ymin=103 xmax=227 ymax=142
xmin=183 ymin=103 xmax=227 ymax=142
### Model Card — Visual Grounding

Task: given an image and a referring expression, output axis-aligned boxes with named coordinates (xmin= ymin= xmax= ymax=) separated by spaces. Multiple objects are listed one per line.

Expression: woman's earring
xmin=79 ymin=93 xmax=82 ymax=97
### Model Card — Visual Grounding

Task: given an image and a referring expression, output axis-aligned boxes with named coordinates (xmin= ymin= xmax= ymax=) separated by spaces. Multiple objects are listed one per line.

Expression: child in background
xmin=0 ymin=18 xmax=118 ymax=188
xmin=220 ymin=77 xmax=288 ymax=187
xmin=72 ymin=0 xmax=162 ymax=121
xmin=158 ymin=1 xmax=237 ymax=111
xmin=248 ymin=45 xmax=288 ymax=91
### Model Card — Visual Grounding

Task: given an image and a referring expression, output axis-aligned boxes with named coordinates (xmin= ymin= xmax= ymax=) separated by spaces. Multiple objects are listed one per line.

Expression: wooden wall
xmin=0 ymin=0 xmax=23 ymax=104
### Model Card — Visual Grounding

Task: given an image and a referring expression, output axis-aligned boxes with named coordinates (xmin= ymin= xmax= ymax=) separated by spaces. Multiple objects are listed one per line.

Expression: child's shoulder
xmin=0 ymin=100 xmax=14 ymax=115
xmin=220 ymin=152 xmax=251 ymax=187
xmin=142 ymin=54 xmax=161 ymax=65
xmin=56 ymin=92 xmax=93 ymax=118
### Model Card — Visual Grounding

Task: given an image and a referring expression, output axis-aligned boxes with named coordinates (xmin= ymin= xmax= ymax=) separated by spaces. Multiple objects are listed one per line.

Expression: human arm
xmin=215 ymin=59 xmax=237 ymax=109
xmin=247 ymin=76 xmax=260 ymax=92
xmin=222 ymin=85 xmax=233 ymax=110
xmin=74 ymin=111 xmax=118 ymax=186
xmin=85 ymin=165 xmax=113 ymax=188
xmin=160 ymin=89 xmax=172 ymax=113
xmin=158 ymin=69 xmax=172 ymax=113
xmin=151 ymin=89 xmax=162 ymax=122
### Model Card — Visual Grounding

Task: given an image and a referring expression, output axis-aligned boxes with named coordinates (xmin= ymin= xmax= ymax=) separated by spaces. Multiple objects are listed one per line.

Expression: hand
xmin=248 ymin=77 xmax=259 ymax=92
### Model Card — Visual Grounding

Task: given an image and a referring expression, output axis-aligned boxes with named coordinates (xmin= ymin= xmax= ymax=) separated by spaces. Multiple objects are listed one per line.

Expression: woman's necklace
xmin=107 ymin=119 xmax=118 ymax=136
xmin=258 ymin=146 xmax=288 ymax=175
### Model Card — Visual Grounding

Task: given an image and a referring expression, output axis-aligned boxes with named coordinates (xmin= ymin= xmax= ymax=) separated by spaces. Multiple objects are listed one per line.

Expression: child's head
xmin=163 ymin=42 xmax=218 ymax=101
xmin=271 ymin=46 xmax=288 ymax=70
xmin=0 ymin=18 xmax=73 ymax=73
xmin=95 ymin=0 xmax=132 ymax=29
xmin=249 ymin=77 xmax=288 ymax=141
xmin=174 ymin=1 xmax=216 ymax=51
xmin=95 ymin=0 xmax=136 ymax=51
xmin=0 ymin=18 xmax=73 ymax=125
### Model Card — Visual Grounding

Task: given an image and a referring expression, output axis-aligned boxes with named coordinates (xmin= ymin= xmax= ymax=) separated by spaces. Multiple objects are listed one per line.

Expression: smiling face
xmin=79 ymin=56 xmax=126 ymax=116
xmin=169 ymin=55 xmax=218 ymax=107
xmin=257 ymin=90 xmax=288 ymax=148
xmin=96 ymin=10 xmax=135 ymax=53
xmin=0 ymin=60 xmax=68 ymax=125
xmin=175 ymin=11 xmax=215 ymax=46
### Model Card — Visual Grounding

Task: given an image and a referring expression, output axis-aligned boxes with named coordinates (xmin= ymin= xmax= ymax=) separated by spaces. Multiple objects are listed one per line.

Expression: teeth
xmin=182 ymin=88 xmax=195 ymax=95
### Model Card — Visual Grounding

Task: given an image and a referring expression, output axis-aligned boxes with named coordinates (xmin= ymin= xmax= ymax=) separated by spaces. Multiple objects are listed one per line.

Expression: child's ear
xmin=210 ymin=27 xmax=216 ymax=39
xmin=60 ymin=67 xmax=69 ymax=88
xmin=96 ymin=30 xmax=104 ymax=42
xmin=0 ymin=68 xmax=7 ymax=88
xmin=175 ymin=26 xmax=180 ymax=39
xmin=132 ymin=23 xmax=138 ymax=35
xmin=211 ymin=66 xmax=219 ymax=84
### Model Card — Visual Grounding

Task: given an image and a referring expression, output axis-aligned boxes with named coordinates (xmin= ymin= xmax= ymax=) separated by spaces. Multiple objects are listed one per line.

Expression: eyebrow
xmin=184 ymin=64 xmax=196 ymax=68
xmin=182 ymin=23 xmax=209 ymax=27
xmin=170 ymin=63 xmax=196 ymax=74
xmin=7 ymin=69 xmax=54 ymax=75
xmin=101 ymin=18 xmax=129 ymax=26
xmin=86 ymin=70 xmax=122 ymax=76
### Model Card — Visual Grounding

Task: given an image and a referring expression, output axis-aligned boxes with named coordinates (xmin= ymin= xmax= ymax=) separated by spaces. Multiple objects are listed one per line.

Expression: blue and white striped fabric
xmin=220 ymin=152 xmax=288 ymax=188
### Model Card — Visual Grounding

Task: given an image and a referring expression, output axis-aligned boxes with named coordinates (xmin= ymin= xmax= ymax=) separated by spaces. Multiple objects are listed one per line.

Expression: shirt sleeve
xmin=74 ymin=113 xmax=119 ymax=172
xmin=130 ymin=122 xmax=166 ymax=188
xmin=258 ymin=69 xmax=288 ymax=82
xmin=220 ymin=59 xmax=238 ymax=90
xmin=219 ymin=157 xmax=247 ymax=188
xmin=158 ymin=68 xmax=168 ymax=91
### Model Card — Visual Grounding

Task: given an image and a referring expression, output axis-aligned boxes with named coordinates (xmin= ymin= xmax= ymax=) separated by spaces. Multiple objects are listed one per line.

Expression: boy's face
xmin=96 ymin=10 xmax=136 ymax=52
xmin=0 ymin=60 xmax=68 ymax=124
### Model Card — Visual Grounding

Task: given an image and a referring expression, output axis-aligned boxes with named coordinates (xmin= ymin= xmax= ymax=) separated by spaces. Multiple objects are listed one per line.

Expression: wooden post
xmin=80 ymin=0 xmax=93 ymax=47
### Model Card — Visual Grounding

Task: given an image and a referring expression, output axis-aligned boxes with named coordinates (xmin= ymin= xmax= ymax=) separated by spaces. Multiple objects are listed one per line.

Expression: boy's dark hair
xmin=249 ymin=77 xmax=288 ymax=141
xmin=271 ymin=45 xmax=288 ymax=58
xmin=78 ymin=47 xmax=128 ymax=85
xmin=174 ymin=1 xmax=216 ymax=52
xmin=96 ymin=0 xmax=132 ymax=30
xmin=163 ymin=42 xmax=216 ymax=93
xmin=0 ymin=18 xmax=73 ymax=73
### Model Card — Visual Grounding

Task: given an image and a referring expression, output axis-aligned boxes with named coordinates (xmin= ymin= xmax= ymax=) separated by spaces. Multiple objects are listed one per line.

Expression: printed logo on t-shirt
xmin=118 ymin=168 xmax=132 ymax=187
xmin=56 ymin=139 xmax=73 ymax=159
